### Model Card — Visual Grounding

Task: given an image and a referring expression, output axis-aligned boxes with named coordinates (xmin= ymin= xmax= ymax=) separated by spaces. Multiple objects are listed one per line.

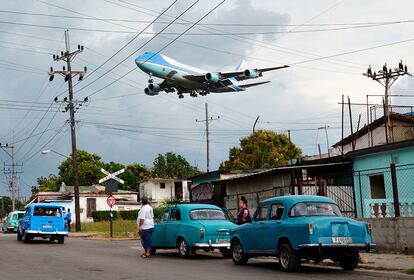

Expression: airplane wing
xmin=239 ymin=81 xmax=270 ymax=88
xmin=183 ymin=65 xmax=289 ymax=83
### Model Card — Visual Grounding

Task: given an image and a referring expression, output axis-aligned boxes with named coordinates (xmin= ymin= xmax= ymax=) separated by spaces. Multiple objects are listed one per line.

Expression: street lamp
xmin=41 ymin=149 xmax=70 ymax=159
xmin=318 ymin=125 xmax=330 ymax=157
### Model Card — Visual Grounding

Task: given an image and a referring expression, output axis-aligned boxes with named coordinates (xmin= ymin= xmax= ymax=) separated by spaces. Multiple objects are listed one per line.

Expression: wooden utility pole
xmin=1 ymin=144 xmax=22 ymax=211
xmin=196 ymin=103 xmax=219 ymax=172
xmin=49 ymin=30 xmax=87 ymax=232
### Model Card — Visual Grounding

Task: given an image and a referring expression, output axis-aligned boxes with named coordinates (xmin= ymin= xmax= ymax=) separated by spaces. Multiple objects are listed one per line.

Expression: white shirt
xmin=137 ymin=204 xmax=154 ymax=230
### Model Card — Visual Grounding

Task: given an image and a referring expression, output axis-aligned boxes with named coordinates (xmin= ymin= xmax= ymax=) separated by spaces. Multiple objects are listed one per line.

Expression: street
xmin=0 ymin=233 xmax=412 ymax=280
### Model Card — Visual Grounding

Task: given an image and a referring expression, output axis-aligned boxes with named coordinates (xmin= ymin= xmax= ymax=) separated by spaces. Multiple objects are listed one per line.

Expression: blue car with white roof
xmin=18 ymin=203 xmax=68 ymax=244
xmin=230 ymin=195 xmax=375 ymax=272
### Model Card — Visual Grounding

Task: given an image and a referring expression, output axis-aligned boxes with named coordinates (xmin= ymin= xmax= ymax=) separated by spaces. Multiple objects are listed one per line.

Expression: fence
xmin=354 ymin=163 xmax=414 ymax=218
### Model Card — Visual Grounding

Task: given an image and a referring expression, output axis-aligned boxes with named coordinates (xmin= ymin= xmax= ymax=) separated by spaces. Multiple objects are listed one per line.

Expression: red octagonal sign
xmin=107 ymin=195 xmax=116 ymax=207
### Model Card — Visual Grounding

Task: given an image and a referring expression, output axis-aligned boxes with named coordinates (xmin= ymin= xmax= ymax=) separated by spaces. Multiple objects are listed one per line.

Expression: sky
xmin=1 ymin=0 xmax=414 ymax=198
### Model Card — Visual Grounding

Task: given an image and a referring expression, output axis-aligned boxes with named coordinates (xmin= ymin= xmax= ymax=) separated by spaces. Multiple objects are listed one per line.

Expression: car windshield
xmin=190 ymin=209 xmax=226 ymax=220
xmin=33 ymin=207 xmax=62 ymax=217
xmin=289 ymin=202 xmax=342 ymax=217
xmin=17 ymin=213 xmax=24 ymax=219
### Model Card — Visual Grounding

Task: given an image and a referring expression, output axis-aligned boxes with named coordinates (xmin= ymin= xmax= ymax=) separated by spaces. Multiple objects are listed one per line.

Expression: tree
xmin=153 ymin=152 xmax=201 ymax=179
xmin=0 ymin=196 xmax=25 ymax=217
xmin=221 ymin=130 xmax=301 ymax=170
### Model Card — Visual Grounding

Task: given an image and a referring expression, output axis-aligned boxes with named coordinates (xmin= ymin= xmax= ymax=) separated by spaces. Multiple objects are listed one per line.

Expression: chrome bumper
xmin=193 ymin=241 xmax=230 ymax=249
xmin=299 ymin=243 xmax=376 ymax=250
xmin=25 ymin=230 xmax=68 ymax=235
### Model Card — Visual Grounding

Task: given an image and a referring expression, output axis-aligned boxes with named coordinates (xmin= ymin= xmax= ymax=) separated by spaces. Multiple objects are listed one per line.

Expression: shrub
xmin=92 ymin=211 xmax=119 ymax=222
xmin=119 ymin=210 xmax=139 ymax=220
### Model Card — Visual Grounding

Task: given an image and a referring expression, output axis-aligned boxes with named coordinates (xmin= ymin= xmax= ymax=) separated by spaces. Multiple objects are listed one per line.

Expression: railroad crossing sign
xmin=99 ymin=168 xmax=125 ymax=184
xmin=107 ymin=195 xmax=116 ymax=207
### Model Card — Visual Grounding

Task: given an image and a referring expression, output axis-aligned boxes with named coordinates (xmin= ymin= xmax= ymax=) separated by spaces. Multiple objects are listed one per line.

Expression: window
xmin=161 ymin=210 xmax=169 ymax=223
xmin=190 ymin=209 xmax=226 ymax=220
xmin=254 ymin=204 xmax=269 ymax=221
xmin=87 ymin=198 xmax=96 ymax=218
xmin=289 ymin=202 xmax=341 ymax=217
xmin=33 ymin=207 xmax=62 ymax=217
xmin=369 ymin=174 xmax=386 ymax=199
xmin=169 ymin=209 xmax=181 ymax=221
xmin=160 ymin=182 xmax=166 ymax=189
xmin=270 ymin=204 xmax=284 ymax=220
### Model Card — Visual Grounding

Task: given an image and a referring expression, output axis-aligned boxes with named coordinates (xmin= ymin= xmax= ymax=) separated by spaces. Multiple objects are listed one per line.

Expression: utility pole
xmin=49 ymin=30 xmax=87 ymax=232
xmin=363 ymin=61 xmax=412 ymax=142
xmin=1 ymin=144 xmax=22 ymax=211
xmin=196 ymin=103 xmax=219 ymax=172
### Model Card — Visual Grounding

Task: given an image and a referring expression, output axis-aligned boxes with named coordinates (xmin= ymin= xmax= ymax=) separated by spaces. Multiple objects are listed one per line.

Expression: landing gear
xmin=190 ymin=91 xmax=198 ymax=98
xmin=177 ymin=91 xmax=184 ymax=99
xmin=199 ymin=90 xmax=209 ymax=96
xmin=148 ymin=73 xmax=153 ymax=84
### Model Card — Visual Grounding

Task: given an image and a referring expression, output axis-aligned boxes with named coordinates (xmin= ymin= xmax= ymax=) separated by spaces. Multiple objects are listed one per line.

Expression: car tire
xmin=220 ymin=248 xmax=231 ymax=258
xmin=231 ymin=239 xmax=248 ymax=265
xmin=8 ymin=228 xmax=13 ymax=234
xmin=17 ymin=229 xmax=23 ymax=241
xmin=57 ymin=235 xmax=65 ymax=244
xmin=150 ymin=247 xmax=157 ymax=255
xmin=339 ymin=252 xmax=359 ymax=271
xmin=178 ymin=238 xmax=190 ymax=258
xmin=279 ymin=243 xmax=300 ymax=272
xmin=23 ymin=233 xmax=32 ymax=243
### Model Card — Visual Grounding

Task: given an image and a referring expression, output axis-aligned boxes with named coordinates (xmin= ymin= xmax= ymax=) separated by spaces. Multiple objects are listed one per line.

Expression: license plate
xmin=332 ymin=237 xmax=352 ymax=244
xmin=215 ymin=238 xmax=228 ymax=244
xmin=43 ymin=225 xmax=53 ymax=229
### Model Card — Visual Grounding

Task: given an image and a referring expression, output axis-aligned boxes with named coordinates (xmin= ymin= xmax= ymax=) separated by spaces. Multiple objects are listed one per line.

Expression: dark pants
xmin=67 ymin=220 xmax=71 ymax=232
xmin=140 ymin=228 xmax=154 ymax=250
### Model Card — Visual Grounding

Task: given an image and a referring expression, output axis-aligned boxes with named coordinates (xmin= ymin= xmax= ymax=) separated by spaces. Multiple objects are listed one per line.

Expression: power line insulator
xmin=54 ymin=97 xmax=58 ymax=102
xmin=81 ymin=45 xmax=84 ymax=51
xmin=84 ymin=97 xmax=88 ymax=102
xmin=63 ymin=66 xmax=66 ymax=71
xmin=78 ymin=44 xmax=81 ymax=50
xmin=61 ymin=51 xmax=64 ymax=56
xmin=405 ymin=65 xmax=408 ymax=73
xmin=49 ymin=75 xmax=54 ymax=82
xmin=64 ymin=97 xmax=68 ymax=102
xmin=84 ymin=66 xmax=87 ymax=72
xmin=50 ymin=67 xmax=53 ymax=73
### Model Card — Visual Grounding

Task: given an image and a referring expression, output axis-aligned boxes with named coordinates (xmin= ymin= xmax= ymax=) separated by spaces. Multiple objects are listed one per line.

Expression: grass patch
xmin=406 ymin=268 xmax=414 ymax=274
xmin=71 ymin=219 xmax=138 ymax=238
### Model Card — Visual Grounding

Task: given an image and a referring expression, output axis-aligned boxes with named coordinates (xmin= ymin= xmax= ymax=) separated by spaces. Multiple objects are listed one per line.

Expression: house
xmin=333 ymin=112 xmax=414 ymax=155
xmin=34 ymin=183 xmax=140 ymax=223
xmin=139 ymin=178 xmax=190 ymax=207
xmin=347 ymin=139 xmax=414 ymax=218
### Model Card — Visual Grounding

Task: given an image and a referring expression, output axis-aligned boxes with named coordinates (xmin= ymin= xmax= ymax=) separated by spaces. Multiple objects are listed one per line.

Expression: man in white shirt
xmin=137 ymin=197 xmax=154 ymax=258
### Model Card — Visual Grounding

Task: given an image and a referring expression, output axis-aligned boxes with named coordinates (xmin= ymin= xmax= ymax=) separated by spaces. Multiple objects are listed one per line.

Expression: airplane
xmin=134 ymin=51 xmax=289 ymax=99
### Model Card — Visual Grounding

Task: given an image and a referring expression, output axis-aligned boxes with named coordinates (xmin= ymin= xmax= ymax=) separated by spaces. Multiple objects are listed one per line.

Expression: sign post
xmin=99 ymin=168 xmax=124 ymax=239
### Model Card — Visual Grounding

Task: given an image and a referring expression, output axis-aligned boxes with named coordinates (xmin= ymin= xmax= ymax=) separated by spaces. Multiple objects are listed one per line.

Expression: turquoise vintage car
xmin=2 ymin=211 xmax=24 ymax=233
xmin=230 ymin=195 xmax=375 ymax=272
xmin=18 ymin=203 xmax=68 ymax=244
xmin=151 ymin=204 xmax=237 ymax=258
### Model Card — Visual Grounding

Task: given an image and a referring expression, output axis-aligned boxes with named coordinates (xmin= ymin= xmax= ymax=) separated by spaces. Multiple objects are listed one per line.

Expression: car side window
xmin=254 ymin=204 xmax=269 ymax=221
xmin=270 ymin=204 xmax=284 ymax=220
xmin=169 ymin=209 xmax=181 ymax=221
xmin=160 ymin=210 xmax=169 ymax=223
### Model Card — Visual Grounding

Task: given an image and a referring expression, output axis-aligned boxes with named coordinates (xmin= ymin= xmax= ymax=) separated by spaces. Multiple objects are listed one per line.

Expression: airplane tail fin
xmin=235 ymin=59 xmax=246 ymax=71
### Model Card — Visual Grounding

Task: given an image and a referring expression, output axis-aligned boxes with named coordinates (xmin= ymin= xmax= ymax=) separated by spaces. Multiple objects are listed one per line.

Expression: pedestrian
xmin=237 ymin=196 xmax=252 ymax=225
xmin=137 ymin=197 xmax=154 ymax=258
xmin=66 ymin=208 xmax=72 ymax=232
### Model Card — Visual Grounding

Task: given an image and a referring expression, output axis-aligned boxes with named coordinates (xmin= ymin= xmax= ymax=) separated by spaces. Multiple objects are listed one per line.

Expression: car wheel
xmin=17 ymin=229 xmax=23 ymax=241
xmin=339 ymin=252 xmax=359 ymax=271
xmin=279 ymin=243 xmax=300 ymax=272
xmin=57 ymin=235 xmax=65 ymax=244
xmin=231 ymin=239 xmax=248 ymax=265
xmin=150 ymin=247 xmax=157 ymax=255
xmin=23 ymin=233 xmax=32 ymax=243
xmin=178 ymin=238 xmax=190 ymax=258
xmin=8 ymin=228 xmax=13 ymax=234
xmin=220 ymin=248 xmax=231 ymax=258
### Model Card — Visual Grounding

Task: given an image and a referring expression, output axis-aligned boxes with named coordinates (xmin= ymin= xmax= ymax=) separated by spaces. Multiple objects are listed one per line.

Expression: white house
xmin=34 ymin=183 xmax=140 ymax=223
xmin=139 ymin=178 xmax=190 ymax=207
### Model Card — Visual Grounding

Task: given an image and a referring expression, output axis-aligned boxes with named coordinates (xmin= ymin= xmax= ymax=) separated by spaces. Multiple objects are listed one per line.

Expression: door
xmin=165 ymin=208 xmax=181 ymax=247
xmin=174 ymin=182 xmax=183 ymax=199
xmin=87 ymin=198 xmax=96 ymax=218
xmin=263 ymin=203 xmax=285 ymax=253
xmin=152 ymin=209 xmax=169 ymax=247
xmin=244 ymin=203 xmax=269 ymax=253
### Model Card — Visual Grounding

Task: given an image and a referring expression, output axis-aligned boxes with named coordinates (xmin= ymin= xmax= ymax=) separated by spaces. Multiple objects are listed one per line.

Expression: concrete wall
xmin=360 ymin=217 xmax=414 ymax=254
xmin=139 ymin=179 xmax=190 ymax=207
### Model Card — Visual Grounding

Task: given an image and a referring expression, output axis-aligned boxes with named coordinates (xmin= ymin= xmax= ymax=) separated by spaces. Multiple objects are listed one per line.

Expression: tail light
xmin=309 ymin=223 xmax=313 ymax=235
xmin=200 ymin=228 xmax=205 ymax=239
xmin=367 ymin=223 xmax=372 ymax=234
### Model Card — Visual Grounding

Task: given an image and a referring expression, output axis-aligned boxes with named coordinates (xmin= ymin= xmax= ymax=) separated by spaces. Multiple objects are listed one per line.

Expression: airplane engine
xmin=205 ymin=72 xmax=219 ymax=83
xmin=243 ymin=69 xmax=258 ymax=78
xmin=144 ymin=83 xmax=161 ymax=96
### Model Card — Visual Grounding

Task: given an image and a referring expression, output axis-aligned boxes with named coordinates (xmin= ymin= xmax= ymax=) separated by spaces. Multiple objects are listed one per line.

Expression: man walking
xmin=66 ymin=208 xmax=72 ymax=232
xmin=137 ymin=197 xmax=154 ymax=258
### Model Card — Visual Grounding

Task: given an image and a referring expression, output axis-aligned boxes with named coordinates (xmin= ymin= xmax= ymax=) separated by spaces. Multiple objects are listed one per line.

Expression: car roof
xmin=262 ymin=195 xmax=336 ymax=207
xmin=168 ymin=203 xmax=222 ymax=211
xmin=27 ymin=203 xmax=64 ymax=208
xmin=11 ymin=210 xmax=25 ymax=214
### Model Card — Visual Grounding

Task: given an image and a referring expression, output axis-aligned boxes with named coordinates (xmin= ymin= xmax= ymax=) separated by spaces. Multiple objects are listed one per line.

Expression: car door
xmin=152 ymin=209 xmax=169 ymax=247
xmin=165 ymin=208 xmax=181 ymax=247
xmin=20 ymin=208 xmax=31 ymax=232
xmin=244 ymin=203 xmax=269 ymax=254
xmin=263 ymin=203 xmax=285 ymax=253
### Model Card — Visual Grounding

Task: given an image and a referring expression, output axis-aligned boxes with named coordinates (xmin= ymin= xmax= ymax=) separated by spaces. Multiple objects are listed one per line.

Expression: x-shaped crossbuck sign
xmin=99 ymin=168 xmax=125 ymax=184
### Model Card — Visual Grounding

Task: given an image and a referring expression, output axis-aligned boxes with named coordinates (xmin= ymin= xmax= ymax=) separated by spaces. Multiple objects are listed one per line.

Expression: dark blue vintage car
xmin=230 ymin=195 xmax=375 ymax=272
xmin=18 ymin=203 xmax=68 ymax=244
xmin=151 ymin=204 xmax=237 ymax=258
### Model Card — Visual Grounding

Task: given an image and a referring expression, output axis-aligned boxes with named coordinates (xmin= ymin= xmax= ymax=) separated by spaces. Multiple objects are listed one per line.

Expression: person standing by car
xmin=237 ymin=196 xmax=252 ymax=225
xmin=66 ymin=208 xmax=72 ymax=232
xmin=137 ymin=197 xmax=154 ymax=258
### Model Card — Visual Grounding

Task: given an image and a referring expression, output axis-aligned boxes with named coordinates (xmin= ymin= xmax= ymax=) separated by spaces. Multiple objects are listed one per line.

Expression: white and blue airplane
xmin=135 ymin=52 xmax=289 ymax=99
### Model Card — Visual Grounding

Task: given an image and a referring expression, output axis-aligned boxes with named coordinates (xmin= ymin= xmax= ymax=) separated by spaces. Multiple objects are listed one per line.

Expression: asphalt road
xmin=0 ymin=233 xmax=412 ymax=280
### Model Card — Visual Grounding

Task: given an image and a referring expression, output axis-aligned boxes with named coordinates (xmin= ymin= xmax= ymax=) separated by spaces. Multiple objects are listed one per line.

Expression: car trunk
xmin=196 ymin=220 xmax=234 ymax=243
xmin=309 ymin=217 xmax=365 ymax=238
xmin=31 ymin=216 xmax=65 ymax=232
